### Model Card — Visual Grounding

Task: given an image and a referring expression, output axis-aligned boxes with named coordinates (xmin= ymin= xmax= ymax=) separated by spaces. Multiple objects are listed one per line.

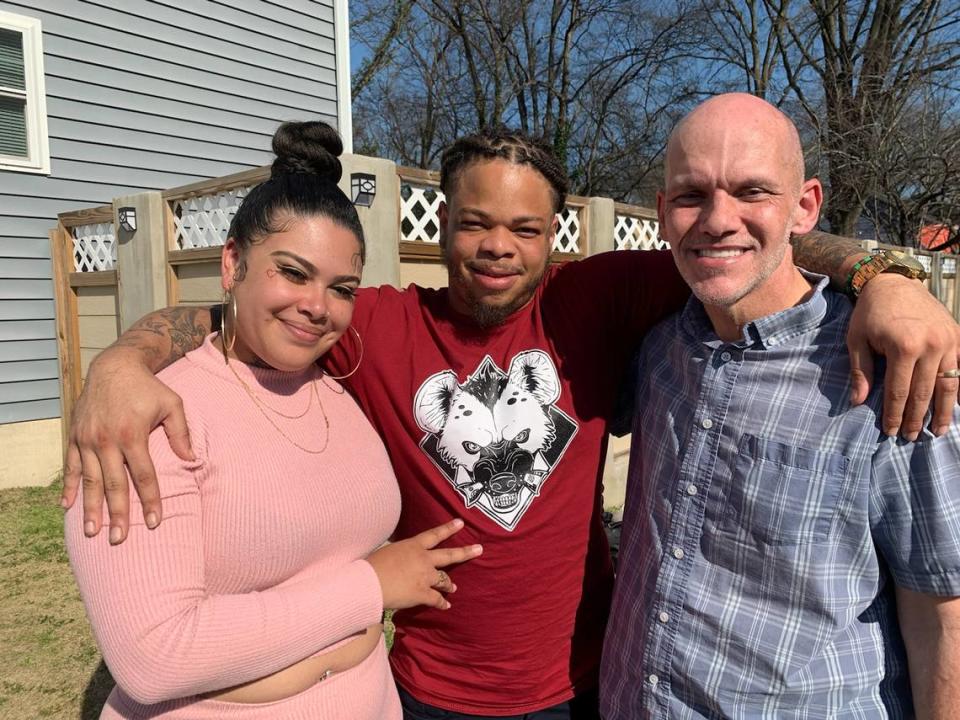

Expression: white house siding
xmin=0 ymin=0 xmax=343 ymax=424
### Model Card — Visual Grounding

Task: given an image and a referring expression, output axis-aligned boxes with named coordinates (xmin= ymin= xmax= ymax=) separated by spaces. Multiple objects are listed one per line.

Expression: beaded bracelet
xmin=845 ymin=253 xmax=880 ymax=297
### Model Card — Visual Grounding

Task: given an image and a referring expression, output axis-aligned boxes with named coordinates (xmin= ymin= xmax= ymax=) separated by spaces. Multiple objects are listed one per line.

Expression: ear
xmin=413 ymin=370 xmax=459 ymax=433
xmin=790 ymin=178 xmax=823 ymax=235
xmin=221 ymin=238 xmax=241 ymax=292
xmin=438 ymin=201 xmax=449 ymax=251
xmin=656 ymin=190 xmax=666 ymax=228
xmin=508 ymin=350 xmax=560 ymax=405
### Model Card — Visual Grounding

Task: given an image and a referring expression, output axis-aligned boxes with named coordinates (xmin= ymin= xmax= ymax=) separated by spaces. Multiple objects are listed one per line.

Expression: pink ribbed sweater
xmin=65 ymin=336 xmax=402 ymax=719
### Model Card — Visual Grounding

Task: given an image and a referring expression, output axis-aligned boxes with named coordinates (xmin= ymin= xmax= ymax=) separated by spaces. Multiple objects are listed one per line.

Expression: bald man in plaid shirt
xmin=600 ymin=93 xmax=960 ymax=719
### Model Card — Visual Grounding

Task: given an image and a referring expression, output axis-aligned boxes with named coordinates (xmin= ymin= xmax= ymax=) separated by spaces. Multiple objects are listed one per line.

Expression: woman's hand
xmin=367 ymin=519 xmax=483 ymax=610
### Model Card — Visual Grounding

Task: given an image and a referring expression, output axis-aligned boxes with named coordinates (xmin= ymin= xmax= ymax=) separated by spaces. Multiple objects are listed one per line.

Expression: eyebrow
xmin=458 ymin=207 xmax=547 ymax=225
xmin=270 ymin=251 xmax=361 ymax=284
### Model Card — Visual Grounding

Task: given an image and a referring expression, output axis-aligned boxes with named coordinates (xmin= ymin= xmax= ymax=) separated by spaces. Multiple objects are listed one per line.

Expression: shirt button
xmin=658 ymin=611 xmax=670 ymax=623
xmin=701 ymin=418 xmax=713 ymax=429
xmin=686 ymin=483 xmax=698 ymax=496
xmin=648 ymin=674 xmax=659 ymax=686
xmin=672 ymin=547 xmax=685 ymax=560
xmin=720 ymin=351 xmax=732 ymax=362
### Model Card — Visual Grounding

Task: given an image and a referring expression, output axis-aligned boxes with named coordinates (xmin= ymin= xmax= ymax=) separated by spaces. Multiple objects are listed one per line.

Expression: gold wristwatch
xmin=847 ymin=249 xmax=928 ymax=298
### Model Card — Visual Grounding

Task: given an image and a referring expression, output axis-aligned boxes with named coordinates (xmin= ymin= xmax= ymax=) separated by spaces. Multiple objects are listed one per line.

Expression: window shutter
xmin=0 ymin=28 xmax=26 ymax=157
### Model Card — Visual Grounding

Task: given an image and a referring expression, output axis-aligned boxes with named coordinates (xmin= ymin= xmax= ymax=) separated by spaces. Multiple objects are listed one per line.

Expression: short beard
xmin=684 ymin=232 xmax=790 ymax=309
xmin=467 ymin=295 xmax=526 ymax=328
xmin=445 ymin=254 xmax=547 ymax=328
xmin=462 ymin=269 xmax=544 ymax=327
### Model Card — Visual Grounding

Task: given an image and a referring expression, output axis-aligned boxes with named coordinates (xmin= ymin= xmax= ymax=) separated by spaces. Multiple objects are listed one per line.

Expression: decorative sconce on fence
xmin=118 ymin=206 xmax=137 ymax=232
xmin=351 ymin=173 xmax=376 ymax=207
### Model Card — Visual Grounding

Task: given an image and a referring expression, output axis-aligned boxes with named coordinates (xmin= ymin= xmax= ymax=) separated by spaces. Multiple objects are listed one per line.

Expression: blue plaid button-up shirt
xmin=600 ymin=275 xmax=960 ymax=719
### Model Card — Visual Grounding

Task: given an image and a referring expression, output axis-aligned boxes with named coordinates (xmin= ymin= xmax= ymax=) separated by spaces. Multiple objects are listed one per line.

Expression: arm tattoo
xmin=111 ymin=307 xmax=212 ymax=372
xmin=791 ymin=231 xmax=868 ymax=289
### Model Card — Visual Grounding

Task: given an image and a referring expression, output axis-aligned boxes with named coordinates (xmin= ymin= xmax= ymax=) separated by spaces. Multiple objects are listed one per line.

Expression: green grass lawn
xmin=0 ymin=482 xmax=114 ymax=719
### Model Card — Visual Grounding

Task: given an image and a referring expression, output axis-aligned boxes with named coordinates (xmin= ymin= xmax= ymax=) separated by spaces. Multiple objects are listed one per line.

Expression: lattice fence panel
xmin=916 ymin=254 xmax=958 ymax=276
xmin=554 ymin=207 xmax=581 ymax=253
xmin=72 ymin=223 xmax=116 ymax=272
xmin=172 ymin=186 xmax=252 ymax=250
xmin=400 ymin=178 xmax=582 ymax=253
xmin=614 ymin=214 xmax=665 ymax=251
xmin=401 ymin=182 xmax=444 ymax=243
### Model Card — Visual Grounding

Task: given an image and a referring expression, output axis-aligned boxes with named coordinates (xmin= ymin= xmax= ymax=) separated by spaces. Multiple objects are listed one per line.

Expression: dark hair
xmin=227 ymin=121 xmax=365 ymax=274
xmin=439 ymin=128 xmax=569 ymax=213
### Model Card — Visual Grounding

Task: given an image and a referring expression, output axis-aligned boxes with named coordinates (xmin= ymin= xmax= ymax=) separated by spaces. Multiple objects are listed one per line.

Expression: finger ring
xmin=937 ymin=369 xmax=960 ymax=379
xmin=435 ymin=570 xmax=449 ymax=587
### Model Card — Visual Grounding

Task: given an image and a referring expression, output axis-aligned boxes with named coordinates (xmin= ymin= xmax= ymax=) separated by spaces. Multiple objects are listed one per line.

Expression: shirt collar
xmin=679 ymin=270 xmax=831 ymax=349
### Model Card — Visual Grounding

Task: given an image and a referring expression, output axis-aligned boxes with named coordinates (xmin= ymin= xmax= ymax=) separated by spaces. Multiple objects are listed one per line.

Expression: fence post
xmin=586 ymin=197 xmax=615 ymax=255
xmin=953 ymin=259 xmax=960 ymax=321
xmin=113 ymin=192 xmax=168 ymax=332
xmin=340 ymin=154 xmax=401 ymax=288
xmin=929 ymin=251 xmax=943 ymax=303
xmin=162 ymin=197 xmax=180 ymax=307
xmin=49 ymin=223 xmax=81 ymax=446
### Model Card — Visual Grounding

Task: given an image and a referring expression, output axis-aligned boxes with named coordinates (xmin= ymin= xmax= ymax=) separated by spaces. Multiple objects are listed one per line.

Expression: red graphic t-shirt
xmin=325 ymin=250 xmax=687 ymax=715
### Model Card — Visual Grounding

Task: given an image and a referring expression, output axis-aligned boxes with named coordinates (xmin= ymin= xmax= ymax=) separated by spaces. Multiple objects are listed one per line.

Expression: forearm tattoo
xmin=791 ymin=231 xmax=868 ymax=289
xmin=112 ymin=307 xmax=212 ymax=372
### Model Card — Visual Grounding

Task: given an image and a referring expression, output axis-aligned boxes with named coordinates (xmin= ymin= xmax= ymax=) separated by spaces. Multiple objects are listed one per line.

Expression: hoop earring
xmin=325 ymin=326 xmax=363 ymax=380
xmin=221 ymin=290 xmax=238 ymax=354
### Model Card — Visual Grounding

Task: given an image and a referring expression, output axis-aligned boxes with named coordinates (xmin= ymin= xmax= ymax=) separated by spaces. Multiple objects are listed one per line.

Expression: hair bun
xmin=271 ymin=121 xmax=344 ymax=182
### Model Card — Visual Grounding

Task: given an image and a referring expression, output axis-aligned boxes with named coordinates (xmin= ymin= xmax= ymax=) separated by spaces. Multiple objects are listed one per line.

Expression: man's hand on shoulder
xmin=60 ymin=305 xmax=210 ymax=544
xmin=62 ymin=347 xmax=194 ymax=544
xmin=847 ymin=273 xmax=960 ymax=440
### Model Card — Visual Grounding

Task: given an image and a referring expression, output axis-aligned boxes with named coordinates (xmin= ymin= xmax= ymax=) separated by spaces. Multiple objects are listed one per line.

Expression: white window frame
xmin=334 ymin=0 xmax=353 ymax=153
xmin=0 ymin=11 xmax=49 ymax=174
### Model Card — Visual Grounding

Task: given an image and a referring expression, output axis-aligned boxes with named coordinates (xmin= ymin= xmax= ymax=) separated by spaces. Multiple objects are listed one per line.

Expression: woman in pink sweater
xmin=65 ymin=121 xmax=481 ymax=719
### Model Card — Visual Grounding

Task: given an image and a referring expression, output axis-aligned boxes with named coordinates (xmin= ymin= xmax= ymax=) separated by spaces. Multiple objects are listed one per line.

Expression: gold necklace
xmin=225 ymin=359 xmax=330 ymax=454
xmin=232 ymin=363 xmax=314 ymax=419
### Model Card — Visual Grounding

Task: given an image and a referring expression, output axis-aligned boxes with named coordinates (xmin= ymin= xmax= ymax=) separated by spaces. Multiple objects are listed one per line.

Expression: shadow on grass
xmin=81 ymin=660 xmax=115 ymax=720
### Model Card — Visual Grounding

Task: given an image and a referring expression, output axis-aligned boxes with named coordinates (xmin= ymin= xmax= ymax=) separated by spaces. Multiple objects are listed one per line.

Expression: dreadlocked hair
xmin=439 ymin=128 xmax=569 ymax=213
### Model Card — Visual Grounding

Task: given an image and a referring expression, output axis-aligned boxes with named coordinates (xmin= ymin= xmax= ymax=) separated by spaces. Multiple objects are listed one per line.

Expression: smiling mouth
xmin=282 ymin=320 xmax=324 ymax=339
xmin=470 ymin=266 xmax=520 ymax=279
xmin=695 ymin=248 xmax=748 ymax=258
xmin=467 ymin=258 xmax=523 ymax=275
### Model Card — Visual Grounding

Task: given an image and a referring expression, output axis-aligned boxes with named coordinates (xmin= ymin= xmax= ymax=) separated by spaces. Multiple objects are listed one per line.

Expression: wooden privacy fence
xmin=50 ymin=153 xmax=960 ymax=443
xmin=50 ymin=206 xmax=121 ymax=444
xmin=166 ymin=166 xmax=270 ymax=309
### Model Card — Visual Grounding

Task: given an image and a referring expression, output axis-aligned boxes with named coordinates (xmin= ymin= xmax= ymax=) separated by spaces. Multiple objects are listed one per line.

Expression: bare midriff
xmin=203 ymin=623 xmax=384 ymax=703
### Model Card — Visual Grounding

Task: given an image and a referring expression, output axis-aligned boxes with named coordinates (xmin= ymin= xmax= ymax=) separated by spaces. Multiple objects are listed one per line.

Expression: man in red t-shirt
xmin=64 ymin=129 xmax=960 ymax=718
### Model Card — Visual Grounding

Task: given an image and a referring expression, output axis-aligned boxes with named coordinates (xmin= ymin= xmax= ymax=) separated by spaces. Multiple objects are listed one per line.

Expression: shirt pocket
xmin=722 ymin=434 xmax=850 ymax=545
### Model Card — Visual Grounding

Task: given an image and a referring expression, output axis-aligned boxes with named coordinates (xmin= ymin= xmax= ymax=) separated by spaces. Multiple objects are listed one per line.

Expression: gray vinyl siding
xmin=0 ymin=0 xmax=343 ymax=424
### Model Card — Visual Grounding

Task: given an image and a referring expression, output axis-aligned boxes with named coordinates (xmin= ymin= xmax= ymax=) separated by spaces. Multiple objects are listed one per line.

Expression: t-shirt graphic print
xmin=413 ymin=350 xmax=579 ymax=531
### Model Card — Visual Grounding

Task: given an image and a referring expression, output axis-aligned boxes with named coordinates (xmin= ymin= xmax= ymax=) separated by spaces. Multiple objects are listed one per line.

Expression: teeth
xmin=697 ymin=248 xmax=744 ymax=258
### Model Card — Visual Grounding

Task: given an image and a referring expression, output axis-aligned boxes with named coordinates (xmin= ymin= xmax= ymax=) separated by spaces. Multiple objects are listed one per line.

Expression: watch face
xmin=887 ymin=250 xmax=926 ymax=274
